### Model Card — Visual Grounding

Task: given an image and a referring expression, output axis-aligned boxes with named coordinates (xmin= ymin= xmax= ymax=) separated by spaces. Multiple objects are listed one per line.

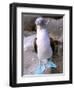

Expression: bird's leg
xmin=40 ymin=59 xmax=48 ymax=70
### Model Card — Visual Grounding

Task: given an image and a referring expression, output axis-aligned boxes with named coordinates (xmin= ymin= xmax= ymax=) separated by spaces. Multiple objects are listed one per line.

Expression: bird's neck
xmin=36 ymin=25 xmax=47 ymax=32
xmin=36 ymin=25 xmax=46 ymax=30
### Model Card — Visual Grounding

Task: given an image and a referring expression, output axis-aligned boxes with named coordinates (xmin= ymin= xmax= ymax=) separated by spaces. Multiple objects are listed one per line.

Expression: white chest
xmin=36 ymin=29 xmax=52 ymax=60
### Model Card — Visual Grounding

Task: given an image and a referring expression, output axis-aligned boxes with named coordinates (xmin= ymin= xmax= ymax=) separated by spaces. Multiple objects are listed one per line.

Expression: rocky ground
xmin=22 ymin=34 xmax=63 ymax=75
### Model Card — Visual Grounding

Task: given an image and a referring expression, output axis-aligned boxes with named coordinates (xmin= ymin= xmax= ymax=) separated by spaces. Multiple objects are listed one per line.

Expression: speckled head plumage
xmin=35 ymin=17 xmax=49 ymax=27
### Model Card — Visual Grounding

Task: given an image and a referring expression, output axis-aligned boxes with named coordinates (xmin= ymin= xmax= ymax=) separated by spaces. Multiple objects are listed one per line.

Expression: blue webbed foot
xmin=34 ymin=64 xmax=45 ymax=74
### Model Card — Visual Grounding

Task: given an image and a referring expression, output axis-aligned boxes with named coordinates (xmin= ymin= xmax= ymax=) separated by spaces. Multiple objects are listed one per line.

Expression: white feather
xmin=36 ymin=28 xmax=53 ymax=60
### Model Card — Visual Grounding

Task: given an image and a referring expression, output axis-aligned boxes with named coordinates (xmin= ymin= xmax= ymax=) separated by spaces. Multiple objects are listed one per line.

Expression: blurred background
xmin=22 ymin=13 xmax=63 ymax=75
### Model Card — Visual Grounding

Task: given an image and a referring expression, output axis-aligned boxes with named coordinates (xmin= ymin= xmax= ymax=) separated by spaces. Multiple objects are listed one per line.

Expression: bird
xmin=34 ymin=36 xmax=58 ymax=56
xmin=33 ymin=17 xmax=57 ymax=74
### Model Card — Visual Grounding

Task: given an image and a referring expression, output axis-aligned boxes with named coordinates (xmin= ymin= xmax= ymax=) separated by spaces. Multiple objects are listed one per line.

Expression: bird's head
xmin=35 ymin=17 xmax=49 ymax=29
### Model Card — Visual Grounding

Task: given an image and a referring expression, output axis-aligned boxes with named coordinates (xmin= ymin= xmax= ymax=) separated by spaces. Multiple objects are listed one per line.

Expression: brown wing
xmin=50 ymin=37 xmax=55 ymax=55
xmin=34 ymin=38 xmax=37 ymax=53
xmin=50 ymin=37 xmax=62 ymax=56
